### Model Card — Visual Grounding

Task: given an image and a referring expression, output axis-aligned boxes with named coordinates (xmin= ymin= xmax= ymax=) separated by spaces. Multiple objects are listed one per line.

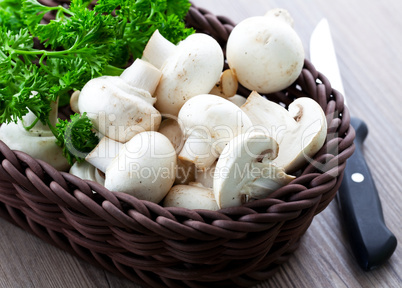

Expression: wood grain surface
xmin=1 ymin=0 xmax=401 ymax=287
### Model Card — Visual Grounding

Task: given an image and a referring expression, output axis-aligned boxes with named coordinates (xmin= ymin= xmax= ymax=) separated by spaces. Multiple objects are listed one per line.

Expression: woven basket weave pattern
xmin=0 ymin=2 xmax=355 ymax=287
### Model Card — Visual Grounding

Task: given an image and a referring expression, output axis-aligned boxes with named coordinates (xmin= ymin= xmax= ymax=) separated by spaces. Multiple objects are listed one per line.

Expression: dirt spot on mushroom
xmin=293 ymin=104 xmax=303 ymax=122
xmin=285 ymin=61 xmax=299 ymax=76
xmin=255 ymin=30 xmax=271 ymax=46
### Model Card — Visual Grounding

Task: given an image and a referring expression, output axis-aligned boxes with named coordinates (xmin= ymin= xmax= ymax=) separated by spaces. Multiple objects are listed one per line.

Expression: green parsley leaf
xmin=55 ymin=112 xmax=99 ymax=165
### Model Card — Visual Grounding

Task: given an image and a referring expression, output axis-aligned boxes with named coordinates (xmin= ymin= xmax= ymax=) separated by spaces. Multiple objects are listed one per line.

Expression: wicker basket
xmin=0 ymin=2 xmax=355 ymax=287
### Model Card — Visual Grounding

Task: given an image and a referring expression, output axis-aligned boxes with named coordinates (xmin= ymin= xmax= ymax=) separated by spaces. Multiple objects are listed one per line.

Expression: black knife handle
xmin=338 ymin=117 xmax=397 ymax=270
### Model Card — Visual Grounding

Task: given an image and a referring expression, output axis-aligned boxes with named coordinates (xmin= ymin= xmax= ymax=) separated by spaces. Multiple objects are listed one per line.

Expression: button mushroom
xmin=226 ymin=9 xmax=304 ymax=94
xmin=0 ymin=98 xmax=69 ymax=171
xmin=104 ymin=131 xmax=177 ymax=203
xmin=73 ymin=58 xmax=163 ymax=143
xmin=214 ymin=132 xmax=295 ymax=209
xmin=163 ymin=182 xmax=219 ymax=211
xmin=241 ymin=92 xmax=327 ymax=173
xmin=142 ymin=30 xmax=224 ymax=116
xmin=178 ymin=94 xmax=254 ymax=171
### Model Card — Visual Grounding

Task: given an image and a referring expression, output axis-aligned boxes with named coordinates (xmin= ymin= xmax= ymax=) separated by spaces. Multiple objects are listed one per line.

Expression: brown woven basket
xmin=0 ymin=2 xmax=355 ymax=287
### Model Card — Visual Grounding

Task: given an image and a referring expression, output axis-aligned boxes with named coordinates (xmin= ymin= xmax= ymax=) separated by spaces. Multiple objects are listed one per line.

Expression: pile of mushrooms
xmin=66 ymin=9 xmax=327 ymax=210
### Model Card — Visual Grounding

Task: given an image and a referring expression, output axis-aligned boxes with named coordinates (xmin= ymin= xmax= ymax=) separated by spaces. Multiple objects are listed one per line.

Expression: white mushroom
xmin=142 ymin=30 xmax=224 ymax=116
xmin=69 ymin=161 xmax=105 ymax=186
xmin=163 ymin=182 xmax=219 ymax=211
xmin=226 ymin=9 xmax=304 ymax=94
xmin=73 ymin=58 xmax=162 ymax=143
xmin=214 ymin=132 xmax=295 ymax=209
xmin=0 ymin=98 xmax=69 ymax=171
xmin=178 ymin=94 xmax=254 ymax=171
xmin=104 ymin=131 xmax=177 ymax=203
xmin=209 ymin=69 xmax=238 ymax=99
xmin=241 ymin=92 xmax=327 ymax=173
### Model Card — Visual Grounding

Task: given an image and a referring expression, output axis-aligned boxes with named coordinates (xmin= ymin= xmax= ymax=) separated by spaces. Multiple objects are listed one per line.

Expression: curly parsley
xmin=0 ymin=0 xmax=194 ymax=164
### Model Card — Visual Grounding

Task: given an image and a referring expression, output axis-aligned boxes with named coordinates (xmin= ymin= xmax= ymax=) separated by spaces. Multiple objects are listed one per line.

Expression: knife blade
xmin=309 ymin=18 xmax=397 ymax=270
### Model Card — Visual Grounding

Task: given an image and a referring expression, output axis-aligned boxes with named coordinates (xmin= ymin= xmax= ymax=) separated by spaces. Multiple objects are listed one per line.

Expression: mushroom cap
xmin=78 ymin=76 xmax=161 ymax=143
xmin=241 ymin=92 xmax=327 ymax=173
xmin=154 ymin=33 xmax=224 ymax=116
xmin=0 ymin=122 xmax=70 ymax=171
xmin=178 ymin=94 xmax=254 ymax=170
xmin=226 ymin=15 xmax=304 ymax=94
xmin=163 ymin=184 xmax=219 ymax=211
xmin=213 ymin=132 xmax=294 ymax=209
xmin=104 ymin=131 xmax=177 ymax=203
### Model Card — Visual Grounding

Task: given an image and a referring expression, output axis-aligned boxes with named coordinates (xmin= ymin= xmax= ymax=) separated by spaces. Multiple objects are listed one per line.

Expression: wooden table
xmin=1 ymin=0 xmax=401 ymax=287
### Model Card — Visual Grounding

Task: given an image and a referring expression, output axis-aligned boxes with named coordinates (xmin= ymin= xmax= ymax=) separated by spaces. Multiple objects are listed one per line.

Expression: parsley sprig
xmin=0 ymin=0 xmax=194 ymax=164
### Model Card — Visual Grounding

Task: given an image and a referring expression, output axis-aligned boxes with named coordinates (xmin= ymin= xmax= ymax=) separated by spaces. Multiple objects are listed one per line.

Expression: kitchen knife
xmin=310 ymin=18 xmax=397 ymax=270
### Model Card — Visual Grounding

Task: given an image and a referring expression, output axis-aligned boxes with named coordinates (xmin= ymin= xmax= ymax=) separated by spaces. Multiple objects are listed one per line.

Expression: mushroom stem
xmin=242 ymin=163 xmax=295 ymax=199
xmin=141 ymin=30 xmax=177 ymax=69
xmin=178 ymin=133 xmax=219 ymax=171
xmin=85 ymin=136 xmax=123 ymax=173
xmin=264 ymin=8 xmax=294 ymax=27
xmin=120 ymin=59 xmax=162 ymax=95
xmin=213 ymin=132 xmax=295 ymax=208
